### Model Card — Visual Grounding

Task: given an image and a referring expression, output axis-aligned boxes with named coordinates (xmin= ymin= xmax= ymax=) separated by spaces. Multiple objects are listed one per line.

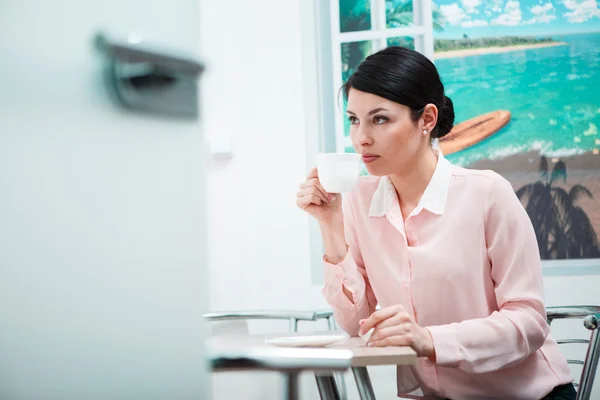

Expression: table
xmin=207 ymin=331 xmax=417 ymax=400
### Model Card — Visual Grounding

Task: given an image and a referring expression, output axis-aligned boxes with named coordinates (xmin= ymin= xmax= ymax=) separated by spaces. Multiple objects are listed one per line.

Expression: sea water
xmin=436 ymin=32 xmax=600 ymax=167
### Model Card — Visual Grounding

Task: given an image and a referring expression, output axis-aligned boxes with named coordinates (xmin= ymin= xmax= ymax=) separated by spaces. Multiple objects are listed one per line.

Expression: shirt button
xmin=406 ymin=220 xmax=413 ymax=226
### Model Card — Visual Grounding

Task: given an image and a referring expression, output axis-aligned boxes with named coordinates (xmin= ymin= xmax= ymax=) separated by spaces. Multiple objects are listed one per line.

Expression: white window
xmin=327 ymin=0 xmax=435 ymax=154
xmin=306 ymin=0 xmax=435 ymax=284
xmin=303 ymin=0 xmax=600 ymax=284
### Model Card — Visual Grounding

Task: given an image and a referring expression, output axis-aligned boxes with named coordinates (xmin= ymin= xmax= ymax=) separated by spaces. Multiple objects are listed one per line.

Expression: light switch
xmin=209 ymin=134 xmax=233 ymax=157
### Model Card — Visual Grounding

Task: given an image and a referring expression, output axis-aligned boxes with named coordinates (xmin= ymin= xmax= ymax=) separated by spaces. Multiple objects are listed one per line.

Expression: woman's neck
xmin=389 ymin=147 xmax=438 ymax=220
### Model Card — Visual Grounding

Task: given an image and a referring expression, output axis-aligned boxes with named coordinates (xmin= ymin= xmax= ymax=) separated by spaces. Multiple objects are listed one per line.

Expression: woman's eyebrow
xmin=346 ymin=107 xmax=390 ymax=116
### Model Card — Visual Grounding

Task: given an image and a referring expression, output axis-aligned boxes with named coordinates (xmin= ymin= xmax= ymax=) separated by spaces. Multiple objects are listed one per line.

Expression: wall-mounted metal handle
xmin=95 ymin=33 xmax=205 ymax=119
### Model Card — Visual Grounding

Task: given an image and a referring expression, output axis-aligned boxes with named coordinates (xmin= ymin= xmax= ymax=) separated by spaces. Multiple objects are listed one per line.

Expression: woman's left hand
xmin=358 ymin=304 xmax=436 ymax=360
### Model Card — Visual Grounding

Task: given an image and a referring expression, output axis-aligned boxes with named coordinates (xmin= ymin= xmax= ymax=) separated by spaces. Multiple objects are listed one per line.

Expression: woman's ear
xmin=421 ymin=104 xmax=438 ymax=134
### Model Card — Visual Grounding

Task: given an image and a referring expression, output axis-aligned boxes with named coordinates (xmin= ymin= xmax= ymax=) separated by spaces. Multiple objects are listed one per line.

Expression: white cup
xmin=316 ymin=153 xmax=362 ymax=193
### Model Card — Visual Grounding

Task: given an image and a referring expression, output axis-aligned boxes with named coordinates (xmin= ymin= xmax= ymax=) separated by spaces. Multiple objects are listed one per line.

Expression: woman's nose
xmin=356 ymin=126 xmax=373 ymax=147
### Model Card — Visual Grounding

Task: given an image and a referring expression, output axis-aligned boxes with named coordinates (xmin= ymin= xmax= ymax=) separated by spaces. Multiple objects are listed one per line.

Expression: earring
xmin=423 ymin=129 xmax=428 ymax=136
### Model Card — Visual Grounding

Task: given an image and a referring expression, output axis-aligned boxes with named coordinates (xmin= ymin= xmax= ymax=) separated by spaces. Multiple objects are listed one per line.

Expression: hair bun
xmin=435 ymin=96 xmax=455 ymax=139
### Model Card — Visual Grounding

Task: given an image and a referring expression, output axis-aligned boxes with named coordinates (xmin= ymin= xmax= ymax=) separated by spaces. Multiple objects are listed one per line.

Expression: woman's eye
xmin=373 ymin=116 xmax=388 ymax=125
xmin=348 ymin=116 xmax=359 ymax=125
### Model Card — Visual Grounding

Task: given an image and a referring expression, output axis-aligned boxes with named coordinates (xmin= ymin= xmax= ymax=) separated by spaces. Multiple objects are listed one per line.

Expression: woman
xmin=296 ymin=46 xmax=575 ymax=400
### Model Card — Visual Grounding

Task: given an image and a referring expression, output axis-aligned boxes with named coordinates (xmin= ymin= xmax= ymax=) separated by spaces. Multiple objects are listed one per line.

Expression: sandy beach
xmin=470 ymin=151 xmax=600 ymax=236
xmin=434 ymin=42 xmax=568 ymax=60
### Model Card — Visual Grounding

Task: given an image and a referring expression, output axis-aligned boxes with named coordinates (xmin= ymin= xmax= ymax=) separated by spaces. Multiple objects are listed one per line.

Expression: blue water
xmin=436 ymin=32 xmax=600 ymax=166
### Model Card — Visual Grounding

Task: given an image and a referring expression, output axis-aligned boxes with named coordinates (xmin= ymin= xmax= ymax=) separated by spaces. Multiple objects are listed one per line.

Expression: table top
xmin=207 ymin=331 xmax=417 ymax=368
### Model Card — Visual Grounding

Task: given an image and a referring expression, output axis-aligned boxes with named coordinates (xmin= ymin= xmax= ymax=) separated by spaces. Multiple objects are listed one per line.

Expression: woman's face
xmin=347 ymin=88 xmax=433 ymax=176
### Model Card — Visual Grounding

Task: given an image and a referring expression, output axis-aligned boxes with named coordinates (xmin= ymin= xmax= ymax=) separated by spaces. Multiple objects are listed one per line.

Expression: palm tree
xmin=340 ymin=0 xmax=446 ymax=81
xmin=341 ymin=41 xmax=371 ymax=82
xmin=386 ymin=0 xmax=446 ymax=31
xmin=339 ymin=0 xmax=371 ymax=83
xmin=516 ymin=156 xmax=600 ymax=259
xmin=340 ymin=0 xmax=446 ymax=32
xmin=339 ymin=0 xmax=371 ymax=32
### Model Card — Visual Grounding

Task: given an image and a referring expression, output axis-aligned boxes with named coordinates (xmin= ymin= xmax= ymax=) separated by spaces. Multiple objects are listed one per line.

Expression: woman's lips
xmin=361 ymin=154 xmax=380 ymax=164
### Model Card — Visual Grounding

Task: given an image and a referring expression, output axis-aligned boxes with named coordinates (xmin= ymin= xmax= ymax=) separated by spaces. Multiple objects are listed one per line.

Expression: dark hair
xmin=343 ymin=46 xmax=455 ymax=139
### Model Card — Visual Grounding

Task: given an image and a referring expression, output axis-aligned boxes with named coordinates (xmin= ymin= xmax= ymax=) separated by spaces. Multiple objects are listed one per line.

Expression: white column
xmin=329 ymin=0 xmax=346 ymax=152
xmin=420 ymin=0 xmax=435 ymax=61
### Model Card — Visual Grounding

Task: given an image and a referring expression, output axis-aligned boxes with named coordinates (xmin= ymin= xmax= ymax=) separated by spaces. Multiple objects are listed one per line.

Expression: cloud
xmin=461 ymin=0 xmax=482 ymax=14
xmin=439 ymin=1 xmax=497 ymax=28
xmin=531 ymin=2 xmax=555 ymax=14
xmin=491 ymin=0 xmax=522 ymax=25
xmin=461 ymin=19 xmax=489 ymax=27
xmin=524 ymin=2 xmax=556 ymax=23
xmin=487 ymin=0 xmax=504 ymax=13
xmin=439 ymin=3 xmax=470 ymax=25
xmin=562 ymin=0 xmax=600 ymax=23
xmin=524 ymin=14 xmax=556 ymax=23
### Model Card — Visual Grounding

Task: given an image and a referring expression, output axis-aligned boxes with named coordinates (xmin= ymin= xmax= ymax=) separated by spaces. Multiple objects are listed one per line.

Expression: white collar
xmin=368 ymin=149 xmax=453 ymax=218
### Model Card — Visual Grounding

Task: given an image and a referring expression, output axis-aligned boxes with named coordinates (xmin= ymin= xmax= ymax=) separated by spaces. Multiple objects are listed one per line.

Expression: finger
xmin=359 ymin=305 xmax=406 ymax=334
xmin=296 ymin=187 xmax=328 ymax=204
xmin=372 ymin=314 xmax=406 ymax=330
xmin=306 ymin=167 xmax=319 ymax=180
xmin=296 ymin=186 xmax=329 ymax=204
xmin=370 ymin=325 xmax=402 ymax=343
xmin=368 ymin=334 xmax=413 ymax=348
xmin=296 ymin=193 xmax=323 ymax=210
xmin=369 ymin=323 xmax=411 ymax=342
xmin=299 ymin=179 xmax=335 ymax=202
xmin=359 ymin=312 xmax=394 ymax=336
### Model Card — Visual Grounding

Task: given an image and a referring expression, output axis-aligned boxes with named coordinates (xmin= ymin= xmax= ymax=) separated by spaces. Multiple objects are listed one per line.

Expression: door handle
xmin=95 ymin=33 xmax=205 ymax=118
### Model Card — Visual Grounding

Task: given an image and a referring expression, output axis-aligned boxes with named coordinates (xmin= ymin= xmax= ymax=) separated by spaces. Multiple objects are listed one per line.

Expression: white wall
xmin=200 ymin=1 xmax=331 ymax=398
xmin=200 ymin=0 xmax=327 ymax=314
xmin=0 ymin=1 xmax=210 ymax=399
xmin=200 ymin=1 xmax=600 ymax=399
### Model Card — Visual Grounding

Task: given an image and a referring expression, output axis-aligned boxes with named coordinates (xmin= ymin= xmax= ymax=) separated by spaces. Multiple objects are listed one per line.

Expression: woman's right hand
xmin=296 ymin=167 xmax=342 ymax=224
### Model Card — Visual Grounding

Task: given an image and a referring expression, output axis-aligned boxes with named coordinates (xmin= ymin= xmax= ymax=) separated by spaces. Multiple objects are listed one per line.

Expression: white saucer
xmin=265 ymin=335 xmax=347 ymax=348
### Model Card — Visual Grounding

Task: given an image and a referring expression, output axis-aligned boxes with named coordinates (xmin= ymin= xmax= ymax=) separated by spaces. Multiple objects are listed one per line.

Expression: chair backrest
xmin=546 ymin=306 xmax=600 ymax=400
xmin=204 ymin=309 xmax=336 ymax=333
xmin=204 ymin=309 xmax=346 ymax=400
xmin=210 ymin=319 xmax=250 ymax=337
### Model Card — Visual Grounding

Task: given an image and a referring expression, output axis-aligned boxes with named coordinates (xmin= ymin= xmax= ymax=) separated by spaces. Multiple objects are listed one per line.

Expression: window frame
xmin=305 ymin=0 xmax=435 ymax=284
xmin=303 ymin=0 xmax=600 ymax=284
xmin=329 ymin=0 xmax=435 ymax=153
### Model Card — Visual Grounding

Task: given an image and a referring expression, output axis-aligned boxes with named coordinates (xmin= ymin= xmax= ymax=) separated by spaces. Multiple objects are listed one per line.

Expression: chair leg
xmin=326 ymin=315 xmax=347 ymax=399
xmin=352 ymin=367 xmax=376 ymax=400
xmin=315 ymin=373 xmax=341 ymax=400
xmin=334 ymin=372 xmax=348 ymax=400
xmin=327 ymin=316 xmax=337 ymax=331
xmin=577 ymin=328 xmax=600 ymax=400
xmin=283 ymin=372 xmax=300 ymax=400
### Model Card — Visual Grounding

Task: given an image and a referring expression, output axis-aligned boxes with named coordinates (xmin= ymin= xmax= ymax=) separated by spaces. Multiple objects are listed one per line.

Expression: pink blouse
xmin=322 ymin=152 xmax=573 ymax=399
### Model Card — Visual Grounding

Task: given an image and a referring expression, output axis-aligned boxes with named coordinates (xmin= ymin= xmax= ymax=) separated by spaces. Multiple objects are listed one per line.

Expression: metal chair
xmin=546 ymin=306 xmax=600 ymax=400
xmin=314 ymin=307 xmax=600 ymax=400
xmin=204 ymin=309 xmax=347 ymax=400
xmin=204 ymin=309 xmax=335 ymax=333
xmin=207 ymin=345 xmax=351 ymax=400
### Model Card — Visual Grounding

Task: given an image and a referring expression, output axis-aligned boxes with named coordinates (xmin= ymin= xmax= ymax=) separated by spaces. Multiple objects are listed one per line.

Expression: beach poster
xmin=432 ymin=0 xmax=600 ymax=260
xmin=339 ymin=0 xmax=600 ymax=260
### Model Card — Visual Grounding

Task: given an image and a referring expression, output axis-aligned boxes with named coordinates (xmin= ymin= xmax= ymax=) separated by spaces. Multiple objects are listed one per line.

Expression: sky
xmin=433 ymin=0 xmax=600 ymax=38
